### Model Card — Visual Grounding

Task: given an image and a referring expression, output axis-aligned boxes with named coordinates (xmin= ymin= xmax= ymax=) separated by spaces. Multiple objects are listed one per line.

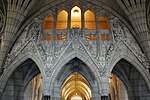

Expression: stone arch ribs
xmin=50 ymin=34 xmax=105 ymax=73
xmin=1 ymin=0 xmax=149 ymax=76
xmin=0 ymin=54 xmax=45 ymax=95
xmin=4 ymin=0 xmax=141 ymax=70
xmin=1 ymin=0 xmax=146 ymax=74
xmin=0 ymin=0 xmax=37 ymax=74
xmin=115 ymin=0 xmax=150 ymax=62
xmin=41 ymin=33 xmax=111 ymax=97
xmin=57 ymin=59 xmax=93 ymax=99
xmin=110 ymin=59 xmax=150 ymax=100
xmin=49 ymin=57 xmax=101 ymax=99
xmin=108 ymin=54 xmax=150 ymax=93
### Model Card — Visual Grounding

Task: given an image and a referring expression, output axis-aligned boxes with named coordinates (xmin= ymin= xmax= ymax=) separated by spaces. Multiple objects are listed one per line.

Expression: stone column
xmin=81 ymin=8 xmax=85 ymax=33
xmin=95 ymin=13 xmax=99 ymax=33
xmin=53 ymin=10 xmax=57 ymax=37
xmin=67 ymin=8 xmax=71 ymax=29
xmin=44 ymin=95 xmax=51 ymax=100
xmin=95 ymin=13 xmax=100 ymax=56
xmin=98 ymin=76 xmax=109 ymax=100
xmin=52 ymin=9 xmax=57 ymax=55
xmin=67 ymin=8 xmax=71 ymax=40
xmin=101 ymin=96 xmax=108 ymax=100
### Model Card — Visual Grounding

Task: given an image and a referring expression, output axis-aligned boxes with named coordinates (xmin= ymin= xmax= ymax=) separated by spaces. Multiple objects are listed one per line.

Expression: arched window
xmin=99 ymin=16 xmax=109 ymax=41
xmin=98 ymin=16 xmax=109 ymax=29
xmin=71 ymin=6 xmax=81 ymax=28
xmin=56 ymin=10 xmax=68 ymax=29
xmin=84 ymin=10 xmax=96 ymax=29
xmin=43 ymin=16 xmax=54 ymax=29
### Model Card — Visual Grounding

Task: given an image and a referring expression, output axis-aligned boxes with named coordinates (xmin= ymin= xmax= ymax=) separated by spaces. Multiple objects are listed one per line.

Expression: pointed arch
xmin=48 ymin=51 xmax=102 ymax=98
xmin=84 ymin=10 xmax=96 ymax=29
xmin=0 ymin=53 xmax=45 ymax=93
xmin=71 ymin=6 xmax=81 ymax=28
xmin=56 ymin=10 xmax=68 ymax=29
xmin=61 ymin=72 xmax=92 ymax=100
xmin=50 ymin=51 xmax=100 ymax=83
xmin=43 ymin=16 xmax=54 ymax=29
xmin=107 ymin=53 xmax=150 ymax=92
xmin=98 ymin=16 xmax=109 ymax=29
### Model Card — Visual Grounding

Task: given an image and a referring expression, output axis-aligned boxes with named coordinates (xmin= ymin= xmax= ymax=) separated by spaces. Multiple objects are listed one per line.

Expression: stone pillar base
xmin=101 ymin=96 xmax=108 ymax=100
xmin=44 ymin=95 xmax=51 ymax=100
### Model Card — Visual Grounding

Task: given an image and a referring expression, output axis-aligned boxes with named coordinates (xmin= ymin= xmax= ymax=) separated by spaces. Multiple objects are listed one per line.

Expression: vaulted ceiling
xmin=0 ymin=0 xmax=149 ymax=67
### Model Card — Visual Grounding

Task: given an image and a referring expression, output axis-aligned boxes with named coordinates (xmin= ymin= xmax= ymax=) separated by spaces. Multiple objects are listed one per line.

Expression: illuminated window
xmin=91 ymin=34 xmax=96 ymax=40
xmin=43 ymin=34 xmax=47 ymax=40
xmin=86 ymin=34 xmax=91 ymax=41
xmin=47 ymin=34 xmax=51 ymax=41
xmin=101 ymin=34 xmax=105 ymax=41
xmin=98 ymin=16 xmax=109 ymax=29
xmin=71 ymin=6 xmax=81 ymax=28
xmin=56 ymin=34 xmax=61 ymax=40
xmin=106 ymin=34 xmax=109 ymax=41
xmin=62 ymin=34 xmax=67 ymax=41
xmin=56 ymin=10 xmax=68 ymax=29
xmin=86 ymin=34 xmax=96 ymax=41
xmin=84 ymin=10 xmax=96 ymax=29
xmin=43 ymin=16 xmax=54 ymax=29
xmin=101 ymin=34 xmax=109 ymax=41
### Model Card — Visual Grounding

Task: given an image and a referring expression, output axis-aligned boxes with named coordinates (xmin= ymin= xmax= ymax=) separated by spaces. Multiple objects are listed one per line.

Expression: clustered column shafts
xmin=81 ymin=8 xmax=85 ymax=33
xmin=101 ymin=96 xmax=108 ymax=100
xmin=52 ymin=10 xmax=58 ymax=56
xmin=44 ymin=95 xmax=51 ymax=100
xmin=67 ymin=8 xmax=71 ymax=40
xmin=67 ymin=8 xmax=71 ymax=30
xmin=0 ymin=0 xmax=36 ymax=74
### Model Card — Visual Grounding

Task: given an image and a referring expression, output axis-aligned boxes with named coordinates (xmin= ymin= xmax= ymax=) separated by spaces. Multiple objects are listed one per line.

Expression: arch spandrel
xmin=107 ymin=52 xmax=150 ymax=92
xmin=49 ymin=51 xmax=102 ymax=90
xmin=49 ymin=56 xmax=101 ymax=99
xmin=13 ymin=0 xmax=137 ymax=50
xmin=0 ymin=0 xmax=149 ymax=100
xmin=0 ymin=53 xmax=46 ymax=94
xmin=105 ymin=37 xmax=150 ymax=92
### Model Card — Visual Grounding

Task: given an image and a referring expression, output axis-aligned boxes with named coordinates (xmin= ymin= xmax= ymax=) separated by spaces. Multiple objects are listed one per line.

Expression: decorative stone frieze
xmin=3 ymin=16 xmax=150 ymax=79
xmin=108 ymin=18 xmax=150 ymax=69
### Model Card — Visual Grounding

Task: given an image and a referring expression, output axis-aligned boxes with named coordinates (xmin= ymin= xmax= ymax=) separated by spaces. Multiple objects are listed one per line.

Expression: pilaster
xmin=101 ymin=96 xmax=108 ymax=100
xmin=44 ymin=95 xmax=51 ymax=100
xmin=81 ymin=8 xmax=85 ymax=33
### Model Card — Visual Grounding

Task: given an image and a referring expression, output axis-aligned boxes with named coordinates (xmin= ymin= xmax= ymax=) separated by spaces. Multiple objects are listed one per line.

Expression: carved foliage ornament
xmin=4 ymin=19 xmax=41 ymax=68
xmin=108 ymin=18 xmax=150 ymax=69
xmin=110 ymin=18 xmax=125 ymax=42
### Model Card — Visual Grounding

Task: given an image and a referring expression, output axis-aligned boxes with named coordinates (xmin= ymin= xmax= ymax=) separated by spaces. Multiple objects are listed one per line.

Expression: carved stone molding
xmin=4 ymin=16 xmax=149 ymax=78
xmin=108 ymin=18 xmax=150 ymax=69
xmin=0 ymin=10 xmax=5 ymax=34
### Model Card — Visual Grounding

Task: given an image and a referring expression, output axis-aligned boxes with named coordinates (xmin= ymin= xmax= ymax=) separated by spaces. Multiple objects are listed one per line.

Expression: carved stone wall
xmin=0 ymin=8 xmax=150 ymax=100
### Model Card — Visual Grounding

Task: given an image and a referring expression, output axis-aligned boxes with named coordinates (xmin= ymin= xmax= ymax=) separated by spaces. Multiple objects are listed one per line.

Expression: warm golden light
xmin=56 ymin=10 xmax=68 ymax=29
xmin=74 ymin=10 xmax=79 ymax=17
xmin=71 ymin=95 xmax=82 ymax=100
xmin=71 ymin=6 xmax=81 ymax=28
xmin=84 ymin=10 xmax=96 ymax=29
xmin=61 ymin=72 xmax=92 ymax=100
xmin=43 ymin=16 xmax=54 ymax=29
xmin=98 ymin=16 xmax=109 ymax=29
